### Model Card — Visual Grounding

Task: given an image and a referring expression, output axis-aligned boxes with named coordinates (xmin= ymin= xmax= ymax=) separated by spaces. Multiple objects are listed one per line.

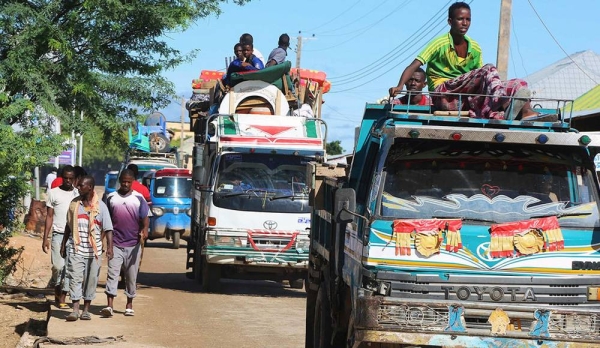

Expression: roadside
xmin=0 ymin=232 xmax=52 ymax=348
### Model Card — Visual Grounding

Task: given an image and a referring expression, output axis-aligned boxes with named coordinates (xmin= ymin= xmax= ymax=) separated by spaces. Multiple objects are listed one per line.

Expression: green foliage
xmin=0 ymin=0 xmax=250 ymax=282
xmin=326 ymin=140 xmax=344 ymax=156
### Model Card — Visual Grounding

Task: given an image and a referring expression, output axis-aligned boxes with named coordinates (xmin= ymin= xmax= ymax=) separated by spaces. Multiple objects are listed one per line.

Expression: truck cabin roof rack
xmin=373 ymin=92 xmax=575 ymax=131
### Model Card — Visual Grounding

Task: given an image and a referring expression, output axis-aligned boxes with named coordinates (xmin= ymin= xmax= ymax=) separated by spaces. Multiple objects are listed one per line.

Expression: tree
xmin=0 ymin=0 xmax=250 ymax=282
xmin=326 ymin=140 xmax=344 ymax=156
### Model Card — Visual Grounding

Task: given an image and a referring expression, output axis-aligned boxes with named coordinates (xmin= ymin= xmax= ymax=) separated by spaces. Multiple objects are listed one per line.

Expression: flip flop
xmin=124 ymin=308 xmax=135 ymax=316
xmin=80 ymin=311 xmax=92 ymax=320
xmin=100 ymin=307 xmax=113 ymax=318
xmin=66 ymin=311 xmax=79 ymax=322
xmin=58 ymin=303 xmax=70 ymax=310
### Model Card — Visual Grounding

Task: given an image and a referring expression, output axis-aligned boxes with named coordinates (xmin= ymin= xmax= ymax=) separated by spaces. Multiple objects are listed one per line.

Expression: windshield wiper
xmin=530 ymin=212 xmax=592 ymax=219
xmin=219 ymin=192 xmax=250 ymax=198
xmin=432 ymin=216 xmax=497 ymax=224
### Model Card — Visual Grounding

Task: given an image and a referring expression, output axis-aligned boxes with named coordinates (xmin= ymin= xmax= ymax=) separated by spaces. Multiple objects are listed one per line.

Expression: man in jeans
xmin=43 ymin=165 xmax=78 ymax=309
xmin=102 ymin=169 xmax=149 ymax=317
xmin=61 ymin=176 xmax=113 ymax=321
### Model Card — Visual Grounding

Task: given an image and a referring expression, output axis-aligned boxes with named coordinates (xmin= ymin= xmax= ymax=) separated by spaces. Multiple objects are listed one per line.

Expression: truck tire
xmin=172 ymin=231 xmax=180 ymax=249
xmin=313 ymin=285 xmax=333 ymax=348
xmin=201 ymin=257 xmax=221 ymax=293
xmin=149 ymin=133 xmax=170 ymax=153
xmin=289 ymin=278 xmax=304 ymax=289
xmin=305 ymin=283 xmax=318 ymax=348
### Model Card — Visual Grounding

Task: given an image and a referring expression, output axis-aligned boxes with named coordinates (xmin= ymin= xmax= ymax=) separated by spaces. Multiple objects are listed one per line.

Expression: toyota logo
xmin=263 ymin=220 xmax=278 ymax=230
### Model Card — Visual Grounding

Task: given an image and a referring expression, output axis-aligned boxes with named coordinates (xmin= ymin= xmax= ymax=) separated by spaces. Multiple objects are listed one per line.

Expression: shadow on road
xmin=137 ymin=271 xmax=307 ymax=299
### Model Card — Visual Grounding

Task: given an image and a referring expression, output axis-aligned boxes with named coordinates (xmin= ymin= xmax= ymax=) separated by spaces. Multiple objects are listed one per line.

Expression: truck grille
xmin=378 ymin=272 xmax=596 ymax=305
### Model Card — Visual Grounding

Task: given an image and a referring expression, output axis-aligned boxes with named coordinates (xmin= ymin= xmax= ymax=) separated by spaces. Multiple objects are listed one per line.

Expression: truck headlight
xmin=151 ymin=207 xmax=164 ymax=217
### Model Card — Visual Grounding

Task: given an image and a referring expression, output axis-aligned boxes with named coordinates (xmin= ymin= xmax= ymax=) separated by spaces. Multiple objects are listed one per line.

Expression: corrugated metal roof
xmin=565 ymin=84 xmax=600 ymax=112
xmin=524 ymin=50 xmax=600 ymax=109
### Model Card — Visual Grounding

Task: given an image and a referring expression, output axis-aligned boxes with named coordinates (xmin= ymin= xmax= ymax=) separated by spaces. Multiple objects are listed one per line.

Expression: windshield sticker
xmin=224 ymin=154 xmax=243 ymax=162
xmin=157 ymin=186 xmax=166 ymax=194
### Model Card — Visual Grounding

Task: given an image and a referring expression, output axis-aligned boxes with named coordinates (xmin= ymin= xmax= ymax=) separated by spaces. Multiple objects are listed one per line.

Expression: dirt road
xmin=46 ymin=240 xmax=307 ymax=348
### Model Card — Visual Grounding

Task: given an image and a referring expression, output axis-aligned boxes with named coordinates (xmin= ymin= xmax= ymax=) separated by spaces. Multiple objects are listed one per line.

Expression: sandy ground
xmin=1 ymin=184 xmax=307 ymax=348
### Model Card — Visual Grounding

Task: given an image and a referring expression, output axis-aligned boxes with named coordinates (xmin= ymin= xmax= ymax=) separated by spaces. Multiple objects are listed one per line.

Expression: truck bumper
xmin=353 ymin=292 xmax=600 ymax=347
xmin=150 ymin=214 xmax=191 ymax=239
xmin=203 ymin=247 xmax=308 ymax=268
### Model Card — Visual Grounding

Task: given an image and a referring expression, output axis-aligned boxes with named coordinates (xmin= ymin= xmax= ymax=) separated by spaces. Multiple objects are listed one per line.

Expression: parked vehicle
xmin=306 ymin=95 xmax=600 ymax=347
xmin=146 ymin=168 xmax=192 ymax=249
xmin=102 ymin=170 xmax=118 ymax=202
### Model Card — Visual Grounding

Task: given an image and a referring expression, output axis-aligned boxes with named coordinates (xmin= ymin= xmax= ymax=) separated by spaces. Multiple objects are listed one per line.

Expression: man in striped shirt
xmin=389 ymin=2 xmax=538 ymax=120
xmin=61 ymin=175 xmax=113 ymax=321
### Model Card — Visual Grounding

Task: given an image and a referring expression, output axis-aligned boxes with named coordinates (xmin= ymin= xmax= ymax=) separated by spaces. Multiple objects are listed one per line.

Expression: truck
xmin=186 ymin=61 xmax=331 ymax=292
xmin=305 ymin=97 xmax=600 ymax=347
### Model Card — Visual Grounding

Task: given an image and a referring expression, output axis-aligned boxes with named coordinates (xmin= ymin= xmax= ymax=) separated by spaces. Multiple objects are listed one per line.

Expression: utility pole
xmin=296 ymin=34 xmax=303 ymax=69
xmin=496 ymin=0 xmax=512 ymax=80
xmin=295 ymin=32 xmax=316 ymax=70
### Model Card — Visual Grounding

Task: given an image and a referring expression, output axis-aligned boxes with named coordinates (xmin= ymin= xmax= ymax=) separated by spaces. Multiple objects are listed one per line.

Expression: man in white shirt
xmin=44 ymin=167 xmax=58 ymax=192
xmin=43 ymin=165 xmax=79 ymax=309
xmin=240 ymin=33 xmax=264 ymax=66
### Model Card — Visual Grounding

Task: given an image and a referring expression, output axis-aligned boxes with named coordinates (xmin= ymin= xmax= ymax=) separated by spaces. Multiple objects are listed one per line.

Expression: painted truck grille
xmin=378 ymin=272 xmax=595 ymax=305
xmin=373 ymin=299 xmax=600 ymax=342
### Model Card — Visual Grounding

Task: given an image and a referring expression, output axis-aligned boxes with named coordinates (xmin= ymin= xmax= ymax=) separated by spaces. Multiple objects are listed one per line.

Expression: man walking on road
xmin=43 ymin=165 xmax=78 ymax=309
xmin=102 ymin=169 xmax=149 ymax=317
xmin=61 ymin=176 xmax=113 ymax=321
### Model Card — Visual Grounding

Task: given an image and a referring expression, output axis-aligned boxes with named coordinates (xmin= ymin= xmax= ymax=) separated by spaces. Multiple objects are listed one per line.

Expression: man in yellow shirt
xmin=389 ymin=2 xmax=538 ymax=120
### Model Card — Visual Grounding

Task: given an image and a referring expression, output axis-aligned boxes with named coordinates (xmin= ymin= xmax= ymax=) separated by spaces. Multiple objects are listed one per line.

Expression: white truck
xmin=185 ymin=62 xmax=330 ymax=292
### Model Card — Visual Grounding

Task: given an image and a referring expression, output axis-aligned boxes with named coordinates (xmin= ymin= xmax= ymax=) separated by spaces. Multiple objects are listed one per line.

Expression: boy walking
xmin=102 ymin=169 xmax=149 ymax=317
xmin=61 ymin=176 xmax=113 ymax=321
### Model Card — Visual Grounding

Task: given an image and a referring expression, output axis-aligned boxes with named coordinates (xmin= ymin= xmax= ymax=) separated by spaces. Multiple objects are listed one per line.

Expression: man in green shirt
xmin=389 ymin=2 xmax=538 ymax=120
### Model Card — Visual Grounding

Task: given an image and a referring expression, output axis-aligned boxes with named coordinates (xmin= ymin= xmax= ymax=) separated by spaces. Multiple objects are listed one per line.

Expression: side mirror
xmin=334 ymin=188 xmax=356 ymax=223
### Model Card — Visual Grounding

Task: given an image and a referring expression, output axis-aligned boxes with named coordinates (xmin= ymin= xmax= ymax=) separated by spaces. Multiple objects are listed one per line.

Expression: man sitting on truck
xmin=223 ymin=43 xmax=264 ymax=87
xmin=391 ymin=67 xmax=431 ymax=106
xmin=265 ymin=33 xmax=290 ymax=67
xmin=388 ymin=2 xmax=539 ymax=120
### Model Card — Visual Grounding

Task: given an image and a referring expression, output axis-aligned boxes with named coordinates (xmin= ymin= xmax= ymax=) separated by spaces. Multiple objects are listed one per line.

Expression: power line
xmin=510 ymin=14 xmax=528 ymax=77
xmin=328 ymin=0 xmax=452 ymax=82
xmin=307 ymin=0 xmax=410 ymax=52
xmin=301 ymin=0 xmax=362 ymax=33
xmin=304 ymin=0 xmax=412 ymax=53
xmin=330 ymin=23 xmax=448 ymax=94
xmin=331 ymin=19 xmax=447 ymax=87
xmin=527 ymin=0 xmax=598 ymax=84
xmin=312 ymin=0 xmax=393 ymax=37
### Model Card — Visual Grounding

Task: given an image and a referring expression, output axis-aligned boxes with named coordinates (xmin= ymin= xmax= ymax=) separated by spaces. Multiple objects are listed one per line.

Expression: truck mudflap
xmin=354 ymin=294 xmax=600 ymax=347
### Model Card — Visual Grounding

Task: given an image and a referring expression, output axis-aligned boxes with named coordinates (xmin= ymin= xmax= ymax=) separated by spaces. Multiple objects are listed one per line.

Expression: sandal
xmin=66 ymin=311 xmax=79 ymax=322
xmin=124 ymin=308 xmax=135 ymax=316
xmin=100 ymin=307 xmax=113 ymax=318
xmin=58 ymin=303 xmax=70 ymax=310
xmin=80 ymin=311 xmax=92 ymax=320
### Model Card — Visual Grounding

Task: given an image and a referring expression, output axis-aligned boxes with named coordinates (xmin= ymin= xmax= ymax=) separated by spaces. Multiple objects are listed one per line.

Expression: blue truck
xmin=305 ymin=98 xmax=600 ymax=347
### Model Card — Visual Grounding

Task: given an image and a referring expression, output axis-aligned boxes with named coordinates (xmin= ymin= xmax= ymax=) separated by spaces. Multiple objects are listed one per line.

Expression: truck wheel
xmin=172 ymin=231 xmax=180 ymax=249
xmin=305 ymin=283 xmax=318 ymax=348
xmin=149 ymin=133 xmax=170 ymax=153
xmin=313 ymin=285 xmax=333 ymax=348
xmin=201 ymin=257 xmax=221 ymax=293
xmin=289 ymin=278 xmax=304 ymax=289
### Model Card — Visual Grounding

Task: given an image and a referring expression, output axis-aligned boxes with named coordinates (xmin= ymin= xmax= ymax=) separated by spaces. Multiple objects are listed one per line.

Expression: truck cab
xmin=306 ymin=99 xmax=600 ymax=347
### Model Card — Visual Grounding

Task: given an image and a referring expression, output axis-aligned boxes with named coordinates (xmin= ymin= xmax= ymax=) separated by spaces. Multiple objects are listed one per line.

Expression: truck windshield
xmin=379 ymin=140 xmax=600 ymax=228
xmin=213 ymin=153 xmax=310 ymax=213
xmin=153 ymin=177 xmax=192 ymax=198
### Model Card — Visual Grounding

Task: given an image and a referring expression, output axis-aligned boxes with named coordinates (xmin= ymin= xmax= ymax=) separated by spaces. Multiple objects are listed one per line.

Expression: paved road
xmin=46 ymin=239 xmax=307 ymax=348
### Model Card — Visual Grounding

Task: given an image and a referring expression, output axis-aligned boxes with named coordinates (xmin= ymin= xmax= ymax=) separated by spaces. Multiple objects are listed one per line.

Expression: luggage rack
xmin=124 ymin=148 xmax=178 ymax=165
xmin=380 ymin=92 xmax=575 ymax=130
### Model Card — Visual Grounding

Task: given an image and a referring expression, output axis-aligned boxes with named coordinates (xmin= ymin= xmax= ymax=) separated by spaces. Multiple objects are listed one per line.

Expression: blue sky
xmin=159 ymin=0 xmax=600 ymax=154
